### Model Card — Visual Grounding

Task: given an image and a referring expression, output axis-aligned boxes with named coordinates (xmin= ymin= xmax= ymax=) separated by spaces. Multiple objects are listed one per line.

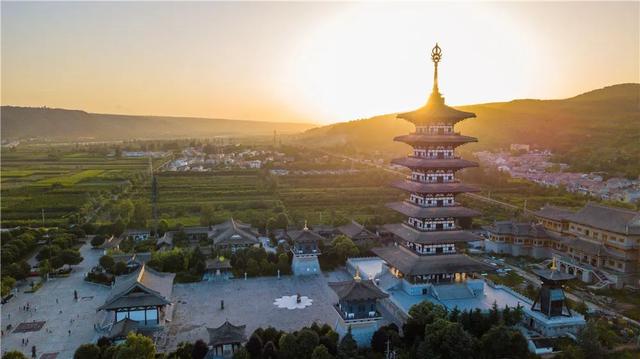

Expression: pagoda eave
xmin=383 ymin=223 xmax=483 ymax=244
xmin=391 ymin=157 xmax=479 ymax=170
xmin=372 ymin=245 xmax=493 ymax=276
xmin=386 ymin=202 xmax=480 ymax=218
xmin=393 ymin=134 xmax=478 ymax=146
xmin=391 ymin=179 xmax=480 ymax=194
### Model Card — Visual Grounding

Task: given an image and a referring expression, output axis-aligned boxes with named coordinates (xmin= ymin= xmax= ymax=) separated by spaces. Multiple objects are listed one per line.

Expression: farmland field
xmin=1 ymin=147 xmax=151 ymax=227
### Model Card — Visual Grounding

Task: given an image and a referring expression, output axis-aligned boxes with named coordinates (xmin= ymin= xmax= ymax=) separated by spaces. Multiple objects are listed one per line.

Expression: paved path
xmin=1 ymin=243 xmax=110 ymax=358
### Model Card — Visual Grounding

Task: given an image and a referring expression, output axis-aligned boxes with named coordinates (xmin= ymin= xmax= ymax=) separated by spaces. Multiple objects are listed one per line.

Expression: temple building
xmin=211 ymin=218 xmax=260 ymax=252
xmin=98 ymin=264 xmax=175 ymax=327
xmin=485 ymin=202 xmax=640 ymax=288
xmin=337 ymin=220 xmax=379 ymax=245
xmin=205 ymin=321 xmax=247 ymax=359
xmin=203 ymin=256 xmax=233 ymax=281
xmin=373 ymin=44 xmax=493 ymax=297
xmin=328 ymin=269 xmax=389 ymax=346
xmin=290 ymin=222 xmax=323 ymax=275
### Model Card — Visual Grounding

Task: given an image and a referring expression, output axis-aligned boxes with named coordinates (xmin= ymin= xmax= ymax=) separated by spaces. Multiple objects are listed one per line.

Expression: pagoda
xmin=373 ymin=44 xmax=493 ymax=296
xmin=290 ymin=221 xmax=323 ymax=275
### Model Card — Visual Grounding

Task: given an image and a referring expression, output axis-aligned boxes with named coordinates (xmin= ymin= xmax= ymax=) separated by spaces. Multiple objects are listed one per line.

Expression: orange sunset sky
xmin=2 ymin=1 xmax=638 ymax=124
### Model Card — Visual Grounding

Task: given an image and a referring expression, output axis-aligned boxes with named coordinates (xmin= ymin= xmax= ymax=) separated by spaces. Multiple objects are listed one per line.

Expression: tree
xmin=171 ymin=341 xmax=194 ymax=359
xmin=278 ymin=333 xmax=299 ymax=359
xmin=262 ymin=341 xmax=278 ymax=359
xmin=113 ymin=261 xmax=128 ymax=275
xmin=311 ymin=345 xmax=333 ymax=359
xmin=91 ymin=235 xmax=107 ymax=247
xmin=39 ymin=259 xmax=51 ymax=280
xmin=114 ymin=333 xmax=155 ymax=359
xmin=192 ymin=339 xmax=209 ymax=359
xmin=330 ymin=236 xmax=359 ymax=264
xmin=479 ymin=325 xmax=528 ymax=359
xmin=2 ymin=352 xmax=27 ymax=359
xmin=118 ymin=199 xmax=135 ymax=224
xmin=100 ymin=255 xmax=116 ymax=272
xmin=419 ymin=318 xmax=475 ymax=359
xmin=297 ymin=329 xmax=320 ymax=359
xmin=403 ymin=301 xmax=447 ymax=344
xmin=233 ymin=347 xmax=251 ymax=359
xmin=58 ymin=249 xmax=83 ymax=267
xmin=337 ymin=327 xmax=358 ymax=359
xmin=370 ymin=326 xmax=389 ymax=354
xmin=131 ymin=201 xmax=151 ymax=228
xmin=74 ymin=344 xmax=101 ymax=359
xmin=158 ymin=219 xmax=169 ymax=236
xmin=246 ymin=333 xmax=263 ymax=358
xmin=200 ymin=205 xmax=217 ymax=227
xmin=1 ymin=276 xmax=17 ymax=297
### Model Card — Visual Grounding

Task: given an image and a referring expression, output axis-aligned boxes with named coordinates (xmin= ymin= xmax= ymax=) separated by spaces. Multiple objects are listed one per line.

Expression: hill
xmin=298 ymin=83 xmax=640 ymax=177
xmin=0 ymin=106 xmax=315 ymax=140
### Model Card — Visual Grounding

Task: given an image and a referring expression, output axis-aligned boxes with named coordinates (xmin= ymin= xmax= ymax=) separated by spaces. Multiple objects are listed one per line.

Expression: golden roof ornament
xmin=354 ymin=266 xmax=362 ymax=282
xmin=431 ymin=43 xmax=442 ymax=93
xmin=551 ymin=257 xmax=558 ymax=271
xmin=303 ymin=220 xmax=308 ymax=231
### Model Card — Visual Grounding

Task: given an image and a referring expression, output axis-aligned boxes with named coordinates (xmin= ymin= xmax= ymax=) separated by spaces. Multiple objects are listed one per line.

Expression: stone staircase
xmin=431 ymin=283 xmax=475 ymax=300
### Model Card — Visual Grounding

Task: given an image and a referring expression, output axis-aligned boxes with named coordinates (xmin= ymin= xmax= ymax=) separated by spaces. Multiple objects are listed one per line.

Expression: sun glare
xmin=281 ymin=3 xmax=540 ymax=123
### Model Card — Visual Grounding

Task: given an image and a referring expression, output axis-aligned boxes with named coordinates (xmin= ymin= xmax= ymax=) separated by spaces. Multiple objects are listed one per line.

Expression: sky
xmin=2 ymin=1 xmax=638 ymax=125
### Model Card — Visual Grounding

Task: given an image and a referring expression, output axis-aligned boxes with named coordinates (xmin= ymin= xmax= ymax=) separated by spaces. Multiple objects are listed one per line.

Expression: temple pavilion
xmin=206 ymin=321 xmax=247 ymax=359
xmin=329 ymin=268 xmax=389 ymax=346
xmin=98 ymin=264 xmax=175 ymax=326
xmin=372 ymin=44 xmax=493 ymax=297
xmin=290 ymin=222 xmax=323 ymax=275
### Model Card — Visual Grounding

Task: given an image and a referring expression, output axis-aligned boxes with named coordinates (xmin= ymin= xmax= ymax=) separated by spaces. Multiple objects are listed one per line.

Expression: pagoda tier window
xmin=410 ymin=194 xmax=455 ymax=207
xmin=408 ymin=217 xmax=455 ymax=231
xmin=411 ymin=171 xmax=455 ymax=183
xmin=415 ymin=125 xmax=454 ymax=135
xmin=412 ymin=146 xmax=454 ymax=159
xmin=407 ymin=242 xmax=457 ymax=255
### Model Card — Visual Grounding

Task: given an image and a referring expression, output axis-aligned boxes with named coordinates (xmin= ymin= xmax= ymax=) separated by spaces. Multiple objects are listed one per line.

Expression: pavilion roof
xmin=383 ymin=223 xmax=482 ymax=245
xmin=205 ymin=258 xmax=232 ymax=270
xmin=387 ymin=202 xmax=480 ymax=218
xmin=329 ymin=279 xmax=389 ymax=302
xmin=372 ymin=245 xmax=493 ymax=276
xmin=532 ymin=268 xmax=574 ymax=282
xmin=207 ymin=321 xmax=247 ymax=347
xmin=391 ymin=157 xmax=478 ymax=170
xmin=98 ymin=264 xmax=174 ymax=311
xmin=534 ymin=205 xmax=574 ymax=222
xmin=391 ymin=180 xmax=479 ymax=194
xmin=289 ymin=228 xmax=325 ymax=244
xmin=337 ymin=220 xmax=377 ymax=239
xmin=394 ymin=134 xmax=477 ymax=146
xmin=212 ymin=218 xmax=259 ymax=246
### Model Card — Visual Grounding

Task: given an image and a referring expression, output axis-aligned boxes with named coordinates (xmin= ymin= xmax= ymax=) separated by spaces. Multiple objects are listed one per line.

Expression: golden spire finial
xmin=551 ymin=257 xmax=557 ymax=271
xmin=431 ymin=43 xmax=442 ymax=94
xmin=303 ymin=220 xmax=308 ymax=230
xmin=354 ymin=266 xmax=361 ymax=282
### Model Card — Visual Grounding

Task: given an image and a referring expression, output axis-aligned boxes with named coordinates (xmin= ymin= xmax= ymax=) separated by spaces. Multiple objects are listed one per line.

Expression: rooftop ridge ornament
xmin=354 ymin=266 xmax=362 ymax=282
xmin=303 ymin=220 xmax=308 ymax=231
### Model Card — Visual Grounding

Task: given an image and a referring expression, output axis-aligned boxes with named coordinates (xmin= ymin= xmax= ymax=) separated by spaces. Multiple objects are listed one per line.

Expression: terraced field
xmin=1 ymin=148 xmax=150 ymax=227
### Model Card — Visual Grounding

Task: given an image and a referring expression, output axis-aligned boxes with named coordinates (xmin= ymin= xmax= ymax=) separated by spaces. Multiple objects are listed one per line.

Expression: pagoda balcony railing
xmin=407 ymin=200 xmax=459 ymax=208
xmin=333 ymin=305 xmax=383 ymax=323
xmin=406 ymin=155 xmax=462 ymax=160
xmin=405 ymin=221 xmax=460 ymax=231
xmin=405 ymin=176 xmax=460 ymax=184
xmin=291 ymin=249 xmax=321 ymax=257
xmin=412 ymin=131 xmax=461 ymax=136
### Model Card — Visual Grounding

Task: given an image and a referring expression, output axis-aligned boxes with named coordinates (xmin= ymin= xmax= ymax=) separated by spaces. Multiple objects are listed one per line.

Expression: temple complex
xmin=290 ymin=222 xmax=323 ymax=275
xmin=328 ymin=268 xmax=389 ymax=346
xmin=373 ymin=44 xmax=492 ymax=298
xmin=486 ymin=202 xmax=640 ymax=288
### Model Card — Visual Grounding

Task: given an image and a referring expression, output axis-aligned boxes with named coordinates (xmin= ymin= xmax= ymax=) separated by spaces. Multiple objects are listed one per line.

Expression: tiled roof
xmin=329 ymin=279 xmax=389 ymax=301
xmin=387 ymin=202 xmax=480 ymax=218
xmin=383 ymin=223 xmax=482 ymax=245
xmin=212 ymin=218 xmax=259 ymax=246
xmin=372 ymin=245 xmax=493 ymax=276
xmin=534 ymin=205 xmax=574 ymax=222
xmin=391 ymin=180 xmax=479 ymax=194
xmin=391 ymin=157 xmax=478 ymax=170
xmin=98 ymin=264 xmax=174 ymax=311
xmin=568 ymin=202 xmax=640 ymax=235
xmin=337 ymin=220 xmax=376 ymax=239
xmin=289 ymin=228 xmax=324 ymax=243
xmin=397 ymin=92 xmax=476 ymax=125
xmin=207 ymin=321 xmax=247 ymax=347
xmin=394 ymin=134 xmax=477 ymax=145
xmin=108 ymin=318 xmax=139 ymax=339
xmin=487 ymin=221 xmax=548 ymax=238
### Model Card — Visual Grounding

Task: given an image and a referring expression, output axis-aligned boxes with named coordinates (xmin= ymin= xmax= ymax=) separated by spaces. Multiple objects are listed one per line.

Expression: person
xmin=56 ymin=298 xmax=59 ymax=304
xmin=68 ymin=329 xmax=71 ymax=336
xmin=74 ymin=290 xmax=78 ymax=301
xmin=31 ymin=345 xmax=36 ymax=359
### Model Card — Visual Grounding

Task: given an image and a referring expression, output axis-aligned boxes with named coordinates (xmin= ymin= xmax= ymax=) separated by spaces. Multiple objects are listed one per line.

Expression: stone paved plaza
xmin=1 ymin=243 xmax=110 ymax=359
xmin=157 ymin=272 xmax=353 ymax=352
